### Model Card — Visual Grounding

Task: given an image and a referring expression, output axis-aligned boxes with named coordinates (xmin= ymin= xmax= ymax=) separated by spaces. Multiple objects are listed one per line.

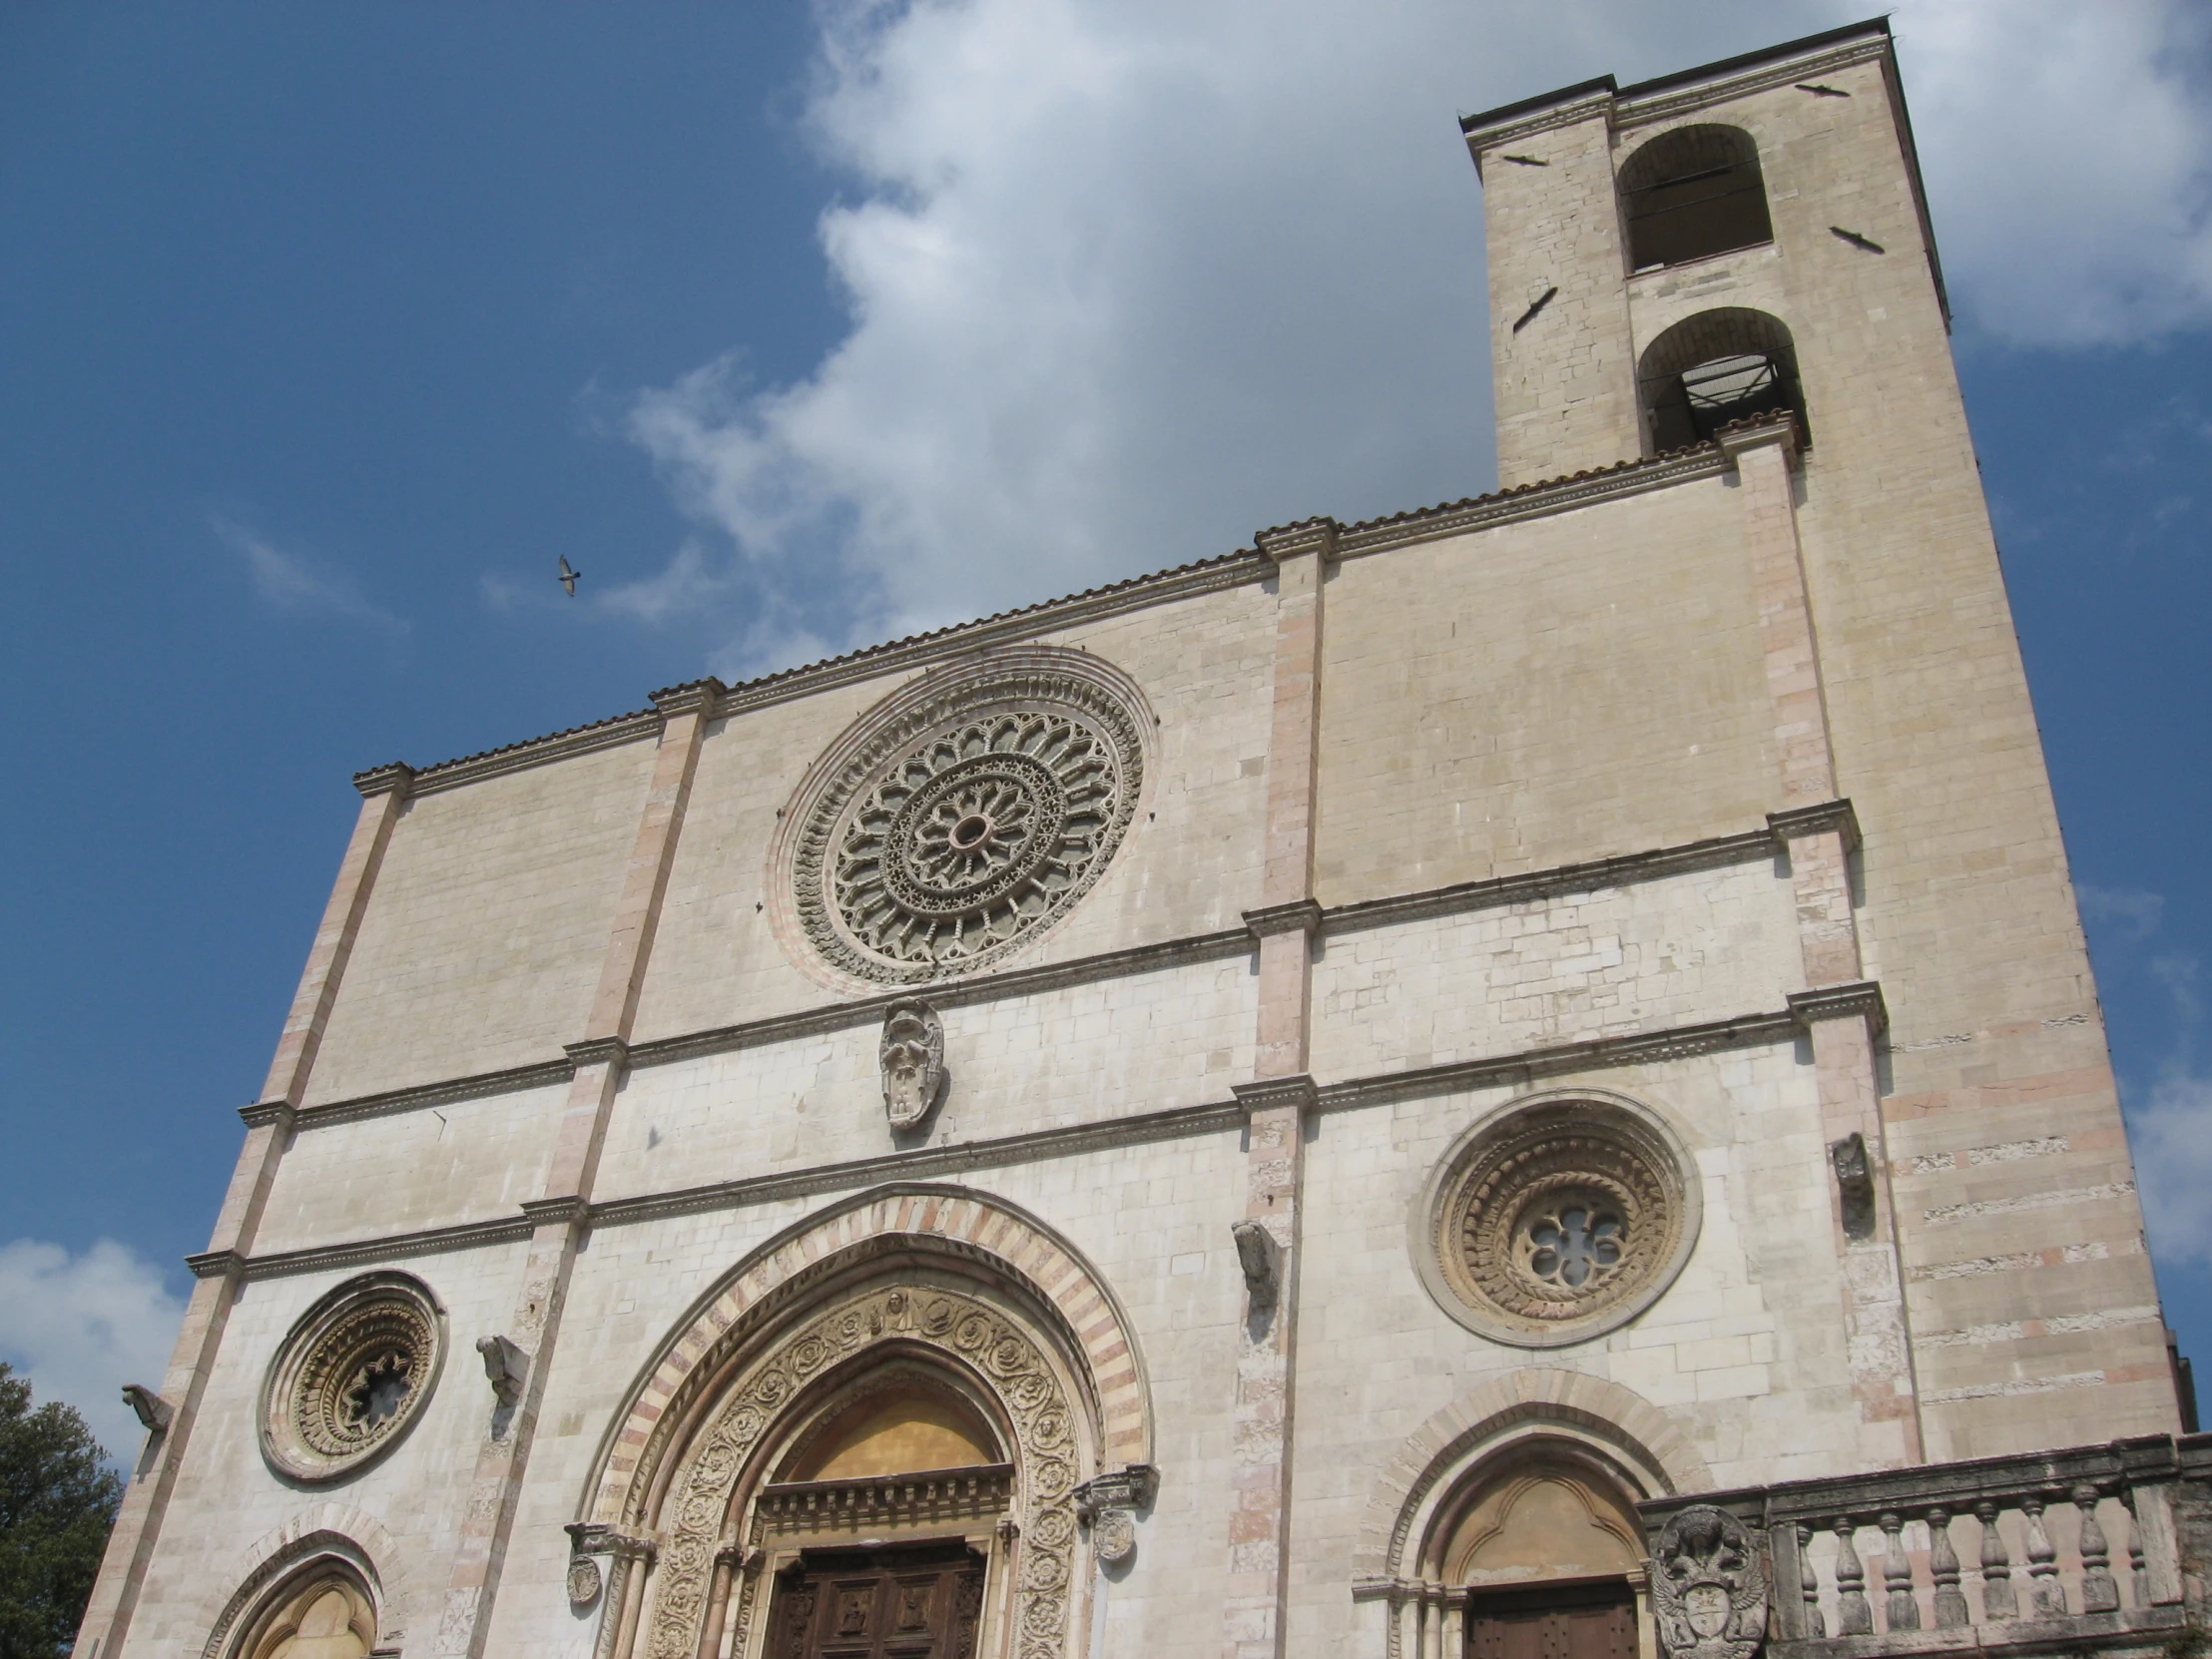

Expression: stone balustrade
xmin=1640 ymin=1434 xmax=2212 ymax=1659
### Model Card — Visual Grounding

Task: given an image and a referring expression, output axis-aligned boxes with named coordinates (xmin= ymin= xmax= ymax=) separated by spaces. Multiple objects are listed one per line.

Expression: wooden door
xmin=1467 ymin=1578 xmax=1636 ymax=1659
xmin=766 ymin=1541 xmax=986 ymax=1659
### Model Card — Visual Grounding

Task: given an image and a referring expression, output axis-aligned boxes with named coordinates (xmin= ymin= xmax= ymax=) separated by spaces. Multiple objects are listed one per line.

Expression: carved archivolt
xmin=259 ymin=1273 xmax=445 ymax=1483
xmin=1413 ymin=1090 xmax=1701 ymax=1348
xmin=769 ymin=650 xmax=1152 ymax=988
xmin=638 ymin=1282 xmax=1083 ymax=1659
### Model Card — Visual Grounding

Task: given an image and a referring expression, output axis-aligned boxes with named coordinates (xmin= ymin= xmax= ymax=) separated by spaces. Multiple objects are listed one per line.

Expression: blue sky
xmin=2 ymin=1 xmax=2209 ymax=1460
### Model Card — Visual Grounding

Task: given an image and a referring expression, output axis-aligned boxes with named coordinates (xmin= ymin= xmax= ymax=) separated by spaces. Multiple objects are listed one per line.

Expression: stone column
xmin=433 ymin=681 xmax=719 ymax=1659
xmin=75 ymin=763 xmax=413 ymax=1659
xmin=1224 ymin=518 xmax=1333 ymax=1659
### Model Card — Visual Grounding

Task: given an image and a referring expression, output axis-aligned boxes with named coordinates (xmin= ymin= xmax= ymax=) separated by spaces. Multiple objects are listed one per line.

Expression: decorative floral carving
xmin=1416 ymin=1093 xmax=1699 ymax=1348
xmin=567 ymin=1555 xmax=603 ymax=1607
xmin=643 ymin=1284 xmax=1084 ymax=1659
xmin=260 ymin=1273 xmax=444 ymax=1482
xmin=1653 ymin=1505 xmax=1767 ymax=1659
xmin=880 ymin=1000 xmax=947 ymax=1130
xmin=1074 ymin=1463 xmax=1156 ymax=1567
xmin=775 ymin=656 xmax=1148 ymax=987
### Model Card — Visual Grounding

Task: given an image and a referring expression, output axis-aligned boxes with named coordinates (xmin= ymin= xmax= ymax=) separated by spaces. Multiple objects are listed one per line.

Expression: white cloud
xmin=2080 ymin=881 xmax=2167 ymax=943
xmin=2130 ymin=1066 xmax=2212 ymax=1266
xmin=617 ymin=0 xmax=2212 ymax=674
xmin=0 ymin=1238 xmax=188 ymax=1463
xmin=213 ymin=515 xmax=408 ymax=630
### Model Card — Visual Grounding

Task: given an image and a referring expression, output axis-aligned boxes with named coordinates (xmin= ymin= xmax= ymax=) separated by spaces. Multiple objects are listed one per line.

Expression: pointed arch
xmin=1353 ymin=1369 xmax=1710 ymax=1583
xmin=197 ymin=1504 xmax=411 ymax=1659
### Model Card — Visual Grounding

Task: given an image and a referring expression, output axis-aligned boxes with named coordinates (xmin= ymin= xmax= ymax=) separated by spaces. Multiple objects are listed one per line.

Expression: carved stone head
xmin=879 ymin=1000 xmax=946 ymax=1130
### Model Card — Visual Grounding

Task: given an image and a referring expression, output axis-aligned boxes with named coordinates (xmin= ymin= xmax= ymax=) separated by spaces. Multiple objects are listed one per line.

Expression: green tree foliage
xmin=0 ymin=1364 xmax=123 ymax=1658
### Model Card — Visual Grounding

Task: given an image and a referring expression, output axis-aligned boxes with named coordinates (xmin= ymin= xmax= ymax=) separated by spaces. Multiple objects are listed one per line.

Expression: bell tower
xmin=1462 ymin=17 xmax=1951 ymax=489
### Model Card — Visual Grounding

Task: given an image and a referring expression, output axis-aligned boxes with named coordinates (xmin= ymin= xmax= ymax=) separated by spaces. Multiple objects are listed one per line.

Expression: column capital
xmin=1717 ymin=408 xmax=1803 ymax=466
xmin=1233 ymin=1074 xmax=1320 ymax=1118
xmin=564 ymin=1035 xmax=631 ymax=1072
xmin=1244 ymin=899 xmax=1324 ymax=940
xmin=236 ymin=1099 xmax=296 ymax=1132
xmin=184 ymin=1249 xmax=245 ymax=1281
xmin=1769 ymin=797 xmax=1862 ymax=852
xmin=351 ymin=762 xmax=415 ymax=800
xmin=1254 ymin=516 xmax=1342 ymax=564
xmin=1790 ymin=979 xmax=1889 ymax=1037
xmin=649 ymin=678 xmax=727 ymax=720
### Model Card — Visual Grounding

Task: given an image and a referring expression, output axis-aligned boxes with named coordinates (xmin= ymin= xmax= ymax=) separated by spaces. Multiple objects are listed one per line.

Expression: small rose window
xmin=261 ymin=1273 xmax=444 ymax=1482
xmin=1415 ymin=1093 xmax=1701 ymax=1349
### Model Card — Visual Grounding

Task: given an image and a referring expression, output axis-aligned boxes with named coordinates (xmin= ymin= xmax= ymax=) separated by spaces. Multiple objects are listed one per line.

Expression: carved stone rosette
xmin=258 ymin=1272 xmax=446 ymax=1482
xmin=639 ymin=1284 xmax=1084 ymax=1659
xmin=1413 ymin=1091 xmax=1700 ymax=1349
xmin=770 ymin=650 xmax=1151 ymax=989
xmin=1652 ymin=1506 xmax=1768 ymax=1659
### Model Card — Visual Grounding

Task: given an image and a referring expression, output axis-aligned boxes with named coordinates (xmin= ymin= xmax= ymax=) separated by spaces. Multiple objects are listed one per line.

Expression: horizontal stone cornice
xmin=273 ymin=808 xmax=1865 ymax=1135
xmin=1253 ymin=517 xmax=1340 ymax=564
xmin=1611 ymin=34 xmax=1890 ymax=134
xmin=236 ymin=1100 xmax=296 ymax=1132
xmin=203 ymin=999 xmax=1871 ymax=1278
xmin=562 ymin=1036 xmax=630 ymax=1071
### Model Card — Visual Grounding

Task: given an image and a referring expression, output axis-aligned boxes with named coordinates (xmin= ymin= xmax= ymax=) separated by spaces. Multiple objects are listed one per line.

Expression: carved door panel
xmin=1467 ymin=1579 xmax=1636 ymax=1659
xmin=767 ymin=1542 xmax=986 ymax=1659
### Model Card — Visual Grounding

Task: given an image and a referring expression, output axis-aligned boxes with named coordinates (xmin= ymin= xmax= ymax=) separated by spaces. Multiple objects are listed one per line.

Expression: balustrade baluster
xmin=1798 ymin=1522 xmax=1825 ymax=1639
xmin=1834 ymin=1516 xmax=1874 ymax=1635
xmin=1976 ymin=1499 xmax=2016 ymax=1620
xmin=2120 ymin=1487 xmax=2150 ymax=1608
xmin=2022 ymin=1495 xmax=2067 ymax=1618
xmin=2073 ymin=1483 xmax=2119 ymax=1613
xmin=1879 ymin=1512 xmax=1920 ymax=1631
xmin=1928 ymin=1507 xmax=1969 ymax=1628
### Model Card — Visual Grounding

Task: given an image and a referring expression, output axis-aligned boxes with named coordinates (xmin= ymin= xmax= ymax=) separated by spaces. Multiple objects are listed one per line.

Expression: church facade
xmin=80 ymin=21 xmax=2209 ymax=1659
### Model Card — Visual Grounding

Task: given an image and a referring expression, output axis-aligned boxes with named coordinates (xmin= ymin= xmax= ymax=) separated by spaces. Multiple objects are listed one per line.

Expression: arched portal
xmin=583 ymin=1186 xmax=1152 ymax=1659
xmin=1354 ymin=1373 xmax=1706 ymax=1659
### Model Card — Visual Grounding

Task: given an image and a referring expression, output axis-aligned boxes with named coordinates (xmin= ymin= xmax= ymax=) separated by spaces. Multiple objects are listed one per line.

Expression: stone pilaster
xmin=1224 ymin=520 xmax=1332 ymax=1659
xmin=432 ymin=682 xmax=718 ymax=1659
xmin=1727 ymin=417 xmax=1925 ymax=1467
xmin=75 ymin=764 xmax=413 ymax=1659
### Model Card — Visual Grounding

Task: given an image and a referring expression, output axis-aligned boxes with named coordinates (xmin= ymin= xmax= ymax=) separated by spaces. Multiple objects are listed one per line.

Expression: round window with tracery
xmin=772 ymin=650 xmax=1150 ymax=988
xmin=260 ymin=1274 xmax=444 ymax=1482
xmin=1415 ymin=1093 xmax=1700 ymax=1348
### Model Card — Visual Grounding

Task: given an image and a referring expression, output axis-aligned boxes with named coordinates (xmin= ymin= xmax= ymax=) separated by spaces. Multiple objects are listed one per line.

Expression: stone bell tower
xmin=1466 ymin=18 xmax=1952 ymax=490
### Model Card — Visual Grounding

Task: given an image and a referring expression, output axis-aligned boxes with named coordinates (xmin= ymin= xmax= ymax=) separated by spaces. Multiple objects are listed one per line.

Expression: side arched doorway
xmin=580 ymin=1186 xmax=1152 ymax=1659
xmin=1435 ymin=1449 xmax=1649 ymax=1659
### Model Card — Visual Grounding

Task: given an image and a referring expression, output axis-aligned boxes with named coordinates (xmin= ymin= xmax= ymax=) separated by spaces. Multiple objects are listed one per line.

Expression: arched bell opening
xmin=224 ymin=1561 xmax=378 ymax=1659
xmin=1637 ymin=307 xmax=1805 ymax=455
xmin=1618 ymin=125 xmax=1773 ymax=274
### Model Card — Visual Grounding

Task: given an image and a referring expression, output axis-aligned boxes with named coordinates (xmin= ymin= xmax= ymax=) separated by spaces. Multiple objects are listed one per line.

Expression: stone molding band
xmin=193 ymin=992 xmax=1882 ymax=1284
xmin=261 ymin=806 xmax=1859 ymax=1136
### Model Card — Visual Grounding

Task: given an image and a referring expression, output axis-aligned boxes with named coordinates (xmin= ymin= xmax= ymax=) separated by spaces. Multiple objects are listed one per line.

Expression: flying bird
xmin=558 ymin=555 xmax=581 ymax=597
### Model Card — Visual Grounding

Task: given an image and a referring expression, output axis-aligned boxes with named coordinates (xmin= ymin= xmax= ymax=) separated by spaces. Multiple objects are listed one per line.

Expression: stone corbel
xmin=1074 ymin=1464 xmax=1159 ymax=1566
xmin=121 ymin=1383 xmax=173 ymax=1433
xmin=1231 ymin=1219 xmax=1281 ymax=1313
xmin=475 ymin=1334 xmax=530 ymax=1440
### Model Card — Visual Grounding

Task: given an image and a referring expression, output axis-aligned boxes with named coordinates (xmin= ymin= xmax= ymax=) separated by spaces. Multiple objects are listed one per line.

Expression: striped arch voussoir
xmin=587 ymin=1182 xmax=1151 ymax=1524
xmin=197 ymin=1503 xmax=411 ymax=1659
xmin=1352 ymin=1369 xmax=1713 ymax=1580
